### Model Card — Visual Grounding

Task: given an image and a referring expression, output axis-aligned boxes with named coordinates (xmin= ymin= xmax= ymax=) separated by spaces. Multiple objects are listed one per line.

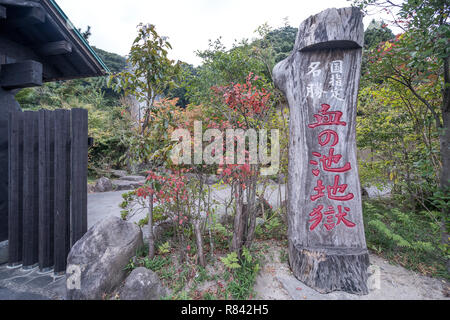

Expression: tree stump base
xmin=289 ymin=243 xmax=370 ymax=295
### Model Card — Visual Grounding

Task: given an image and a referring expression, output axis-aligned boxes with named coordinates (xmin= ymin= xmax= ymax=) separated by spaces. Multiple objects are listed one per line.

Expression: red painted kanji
xmin=308 ymin=205 xmax=324 ymax=231
xmin=309 ymin=205 xmax=356 ymax=231
xmin=310 ymin=179 xmax=325 ymax=201
xmin=336 ymin=205 xmax=356 ymax=228
xmin=312 ymin=148 xmax=351 ymax=173
xmin=327 ymin=175 xmax=354 ymax=201
xmin=308 ymin=104 xmax=347 ymax=128
xmin=324 ymin=206 xmax=336 ymax=230
xmin=318 ymin=129 xmax=339 ymax=147
xmin=307 ymin=102 xmax=357 ymax=231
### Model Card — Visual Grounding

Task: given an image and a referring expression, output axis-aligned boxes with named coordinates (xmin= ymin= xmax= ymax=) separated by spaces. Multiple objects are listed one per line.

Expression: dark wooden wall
xmin=8 ymin=108 xmax=88 ymax=273
xmin=0 ymin=88 xmax=21 ymax=242
xmin=1 ymin=0 xmax=103 ymax=268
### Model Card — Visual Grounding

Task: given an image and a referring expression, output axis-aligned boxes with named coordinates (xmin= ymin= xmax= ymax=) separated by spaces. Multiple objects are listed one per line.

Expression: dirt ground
xmin=253 ymin=240 xmax=449 ymax=300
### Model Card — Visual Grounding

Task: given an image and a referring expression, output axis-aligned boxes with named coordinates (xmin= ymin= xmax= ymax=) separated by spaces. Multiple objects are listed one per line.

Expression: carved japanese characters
xmin=273 ymin=7 xmax=369 ymax=294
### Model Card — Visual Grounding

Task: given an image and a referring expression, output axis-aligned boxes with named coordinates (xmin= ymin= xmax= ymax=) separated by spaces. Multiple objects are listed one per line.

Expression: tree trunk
xmin=206 ymin=185 xmax=214 ymax=257
xmin=195 ymin=176 xmax=205 ymax=266
xmin=148 ymin=193 xmax=155 ymax=259
xmin=194 ymin=220 xmax=205 ymax=267
xmin=231 ymin=183 xmax=245 ymax=256
xmin=245 ymin=174 xmax=258 ymax=248
xmin=440 ymin=56 xmax=450 ymax=271
xmin=440 ymin=56 xmax=450 ymax=190
xmin=273 ymin=7 xmax=369 ymax=294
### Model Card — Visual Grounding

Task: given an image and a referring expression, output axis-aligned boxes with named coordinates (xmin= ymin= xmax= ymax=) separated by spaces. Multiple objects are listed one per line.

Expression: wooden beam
xmin=6 ymin=7 xmax=45 ymax=29
xmin=0 ymin=60 xmax=42 ymax=89
xmin=37 ymin=41 xmax=72 ymax=56
xmin=0 ymin=6 xmax=6 ymax=19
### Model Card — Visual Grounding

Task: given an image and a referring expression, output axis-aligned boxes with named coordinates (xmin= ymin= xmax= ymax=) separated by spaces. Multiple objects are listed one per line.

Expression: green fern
xmin=368 ymin=220 xmax=411 ymax=247
xmin=220 ymin=252 xmax=241 ymax=270
xmin=158 ymin=241 xmax=170 ymax=254
xmin=242 ymin=247 xmax=252 ymax=264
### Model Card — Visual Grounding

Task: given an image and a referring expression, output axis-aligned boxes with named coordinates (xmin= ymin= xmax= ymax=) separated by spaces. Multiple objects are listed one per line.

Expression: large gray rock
xmin=110 ymin=170 xmax=128 ymax=178
xmin=87 ymin=183 xmax=95 ymax=193
xmin=119 ymin=175 xmax=146 ymax=182
xmin=93 ymin=177 xmax=113 ymax=193
xmin=112 ymin=179 xmax=145 ymax=191
xmin=66 ymin=216 xmax=144 ymax=300
xmin=141 ymin=219 xmax=174 ymax=243
xmin=118 ymin=267 xmax=167 ymax=300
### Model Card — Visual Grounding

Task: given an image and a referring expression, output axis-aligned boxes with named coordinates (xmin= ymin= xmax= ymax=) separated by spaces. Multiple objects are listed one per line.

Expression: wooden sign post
xmin=273 ymin=7 xmax=369 ymax=294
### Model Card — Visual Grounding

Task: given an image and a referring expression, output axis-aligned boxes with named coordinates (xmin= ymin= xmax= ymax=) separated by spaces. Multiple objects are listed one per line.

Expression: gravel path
xmin=254 ymin=240 xmax=449 ymax=300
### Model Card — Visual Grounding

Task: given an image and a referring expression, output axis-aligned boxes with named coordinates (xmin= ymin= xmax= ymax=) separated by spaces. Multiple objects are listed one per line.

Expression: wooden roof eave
xmin=40 ymin=0 xmax=108 ymax=81
xmin=0 ymin=0 xmax=109 ymax=83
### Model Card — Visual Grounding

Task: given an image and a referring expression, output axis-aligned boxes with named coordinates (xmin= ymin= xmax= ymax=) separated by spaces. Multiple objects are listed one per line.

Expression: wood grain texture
xmin=70 ymin=108 xmax=88 ymax=246
xmin=38 ymin=109 xmax=54 ymax=271
xmin=8 ymin=110 xmax=23 ymax=265
xmin=0 ymin=60 xmax=43 ymax=89
xmin=22 ymin=111 xmax=39 ymax=268
xmin=54 ymin=109 xmax=71 ymax=274
xmin=37 ymin=41 xmax=72 ymax=57
xmin=0 ymin=5 xmax=6 ymax=20
xmin=273 ymin=7 xmax=369 ymax=294
xmin=7 ymin=108 xmax=88 ymax=271
xmin=295 ymin=7 xmax=364 ymax=51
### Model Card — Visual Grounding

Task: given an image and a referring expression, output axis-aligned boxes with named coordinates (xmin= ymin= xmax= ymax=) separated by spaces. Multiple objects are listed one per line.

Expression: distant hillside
xmin=264 ymin=26 xmax=298 ymax=63
xmin=92 ymin=46 xmax=127 ymax=74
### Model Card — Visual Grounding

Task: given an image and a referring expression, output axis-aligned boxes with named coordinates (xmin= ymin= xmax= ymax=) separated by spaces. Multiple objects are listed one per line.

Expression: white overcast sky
xmin=55 ymin=0 xmax=395 ymax=66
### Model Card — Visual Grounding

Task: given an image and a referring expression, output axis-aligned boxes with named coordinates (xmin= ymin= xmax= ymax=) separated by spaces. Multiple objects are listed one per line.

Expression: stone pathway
xmin=0 ymin=287 xmax=48 ymax=300
xmin=87 ymin=182 xmax=287 ymax=229
xmin=0 ymin=265 xmax=66 ymax=300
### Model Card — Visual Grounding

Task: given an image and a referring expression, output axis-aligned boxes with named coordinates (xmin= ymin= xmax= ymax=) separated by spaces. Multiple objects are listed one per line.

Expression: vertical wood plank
xmin=65 ymin=111 xmax=71 ymax=258
xmin=8 ymin=110 xmax=23 ymax=266
xmin=54 ymin=109 xmax=70 ymax=274
xmin=70 ymin=108 xmax=88 ymax=246
xmin=22 ymin=111 xmax=39 ymax=268
xmin=38 ymin=110 xmax=54 ymax=271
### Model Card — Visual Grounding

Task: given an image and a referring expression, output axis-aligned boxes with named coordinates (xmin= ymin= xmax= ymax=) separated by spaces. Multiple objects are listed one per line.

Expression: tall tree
xmin=109 ymin=23 xmax=180 ymax=258
xmin=354 ymin=0 xmax=449 ymax=259
xmin=109 ymin=23 xmax=180 ymax=133
xmin=354 ymin=0 xmax=449 ymax=189
xmin=364 ymin=19 xmax=395 ymax=49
